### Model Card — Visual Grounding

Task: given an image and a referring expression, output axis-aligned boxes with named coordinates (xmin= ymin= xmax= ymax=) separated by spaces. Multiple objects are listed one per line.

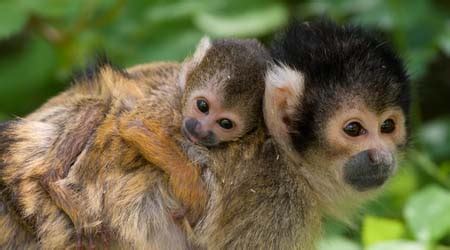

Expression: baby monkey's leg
xmin=119 ymin=117 xmax=207 ymax=226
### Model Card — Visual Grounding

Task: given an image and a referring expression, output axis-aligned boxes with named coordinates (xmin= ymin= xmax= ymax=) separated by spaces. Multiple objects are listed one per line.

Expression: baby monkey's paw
xmin=170 ymin=206 xmax=196 ymax=236
xmin=75 ymin=225 xmax=111 ymax=250
xmin=119 ymin=117 xmax=190 ymax=175
xmin=119 ymin=116 xmax=208 ymax=225
xmin=118 ymin=117 xmax=178 ymax=168
xmin=170 ymin=170 xmax=208 ymax=226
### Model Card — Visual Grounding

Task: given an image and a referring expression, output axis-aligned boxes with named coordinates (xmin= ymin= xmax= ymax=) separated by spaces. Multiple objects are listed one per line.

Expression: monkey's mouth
xmin=182 ymin=127 xmax=199 ymax=144
xmin=181 ymin=127 xmax=218 ymax=148
xmin=343 ymin=150 xmax=395 ymax=192
xmin=345 ymin=173 xmax=390 ymax=192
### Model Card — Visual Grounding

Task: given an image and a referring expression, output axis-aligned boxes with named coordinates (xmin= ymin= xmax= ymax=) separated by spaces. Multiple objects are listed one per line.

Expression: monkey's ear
xmin=263 ymin=64 xmax=305 ymax=144
xmin=179 ymin=36 xmax=212 ymax=89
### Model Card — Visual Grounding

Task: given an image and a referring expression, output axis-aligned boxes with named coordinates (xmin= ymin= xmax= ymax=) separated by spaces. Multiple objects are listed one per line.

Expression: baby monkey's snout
xmin=184 ymin=118 xmax=202 ymax=137
xmin=183 ymin=118 xmax=217 ymax=146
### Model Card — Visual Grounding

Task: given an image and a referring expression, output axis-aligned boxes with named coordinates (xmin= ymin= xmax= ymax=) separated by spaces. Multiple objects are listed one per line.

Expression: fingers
xmin=88 ymin=234 xmax=95 ymax=250
xmin=171 ymin=206 xmax=188 ymax=221
xmin=76 ymin=231 xmax=83 ymax=250
xmin=101 ymin=225 xmax=110 ymax=250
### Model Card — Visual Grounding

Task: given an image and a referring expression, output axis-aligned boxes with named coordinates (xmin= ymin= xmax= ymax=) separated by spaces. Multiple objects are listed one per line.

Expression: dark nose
xmin=343 ymin=149 xmax=395 ymax=191
xmin=185 ymin=118 xmax=201 ymax=137
xmin=360 ymin=149 xmax=392 ymax=172
xmin=184 ymin=118 xmax=218 ymax=146
xmin=367 ymin=148 xmax=394 ymax=166
xmin=367 ymin=149 xmax=381 ymax=165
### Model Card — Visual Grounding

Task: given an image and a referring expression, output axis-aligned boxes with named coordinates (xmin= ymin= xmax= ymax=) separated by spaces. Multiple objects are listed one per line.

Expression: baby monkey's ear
xmin=179 ymin=36 xmax=212 ymax=89
xmin=263 ymin=64 xmax=305 ymax=145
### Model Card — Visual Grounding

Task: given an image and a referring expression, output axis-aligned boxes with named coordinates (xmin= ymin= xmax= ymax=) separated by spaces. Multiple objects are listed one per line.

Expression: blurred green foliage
xmin=0 ymin=0 xmax=449 ymax=249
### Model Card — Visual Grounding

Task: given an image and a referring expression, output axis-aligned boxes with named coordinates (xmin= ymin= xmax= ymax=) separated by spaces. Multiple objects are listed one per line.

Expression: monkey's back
xmin=0 ymin=62 xmax=192 ymax=249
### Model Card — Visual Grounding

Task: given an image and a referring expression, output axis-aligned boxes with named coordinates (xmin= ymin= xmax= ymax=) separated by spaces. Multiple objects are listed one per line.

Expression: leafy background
xmin=0 ymin=0 xmax=449 ymax=249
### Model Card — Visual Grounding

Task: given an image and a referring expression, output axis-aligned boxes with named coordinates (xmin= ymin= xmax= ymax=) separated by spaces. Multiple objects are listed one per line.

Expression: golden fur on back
xmin=0 ymin=62 xmax=196 ymax=249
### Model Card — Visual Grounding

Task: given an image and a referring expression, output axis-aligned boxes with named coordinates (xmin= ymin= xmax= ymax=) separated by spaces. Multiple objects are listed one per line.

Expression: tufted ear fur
xmin=263 ymin=64 xmax=305 ymax=148
xmin=178 ymin=36 xmax=212 ymax=90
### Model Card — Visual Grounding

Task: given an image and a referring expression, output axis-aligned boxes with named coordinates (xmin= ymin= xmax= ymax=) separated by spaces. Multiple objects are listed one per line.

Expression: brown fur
xmin=1 ymin=21 xmax=409 ymax=250
xmin=0 ymin=38 xmax=269 ymax=249
xmin=122 ymin=22 xmax=410 ymax=249
xmin=0 ymin=63 xmax=194 ymax=249
xmin=131 ymin=108 xmax=322 ymax=249
xmin=130 ymin=66 xmax=409 ymax=250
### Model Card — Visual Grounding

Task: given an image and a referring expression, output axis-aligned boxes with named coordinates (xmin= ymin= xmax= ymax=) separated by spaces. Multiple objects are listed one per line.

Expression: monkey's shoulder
xmin=126 ymin=62 xmax=181 ymax=91
xmin=0 ymin=119 xmax=59 ymax=183
xmin=0 ymin=120 xmax=19 ymax=165
xmin=127 ymin=62 xmax=180 ymax=80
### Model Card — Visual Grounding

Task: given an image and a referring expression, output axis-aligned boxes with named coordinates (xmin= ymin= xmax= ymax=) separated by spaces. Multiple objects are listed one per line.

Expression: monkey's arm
xmin=119 ymin=117 xmax=207 ymax=225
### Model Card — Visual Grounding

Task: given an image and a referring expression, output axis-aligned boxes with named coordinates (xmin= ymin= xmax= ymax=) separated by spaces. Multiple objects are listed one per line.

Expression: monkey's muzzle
xmin=182 ymin=118 xmax=218 ymax=147
xmin=343 ymin=149 xmax=395 ymax=191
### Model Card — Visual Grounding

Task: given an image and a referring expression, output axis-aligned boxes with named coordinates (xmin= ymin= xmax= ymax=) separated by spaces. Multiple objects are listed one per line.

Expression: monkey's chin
xmin=346 ymin=174 xmax=390 ymax=192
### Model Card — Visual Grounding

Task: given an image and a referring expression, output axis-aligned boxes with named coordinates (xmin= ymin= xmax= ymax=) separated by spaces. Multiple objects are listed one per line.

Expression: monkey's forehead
xmin=211 ymin=39 xmax=270 ymax=60
xmin=270 ymin=20 xmax=409 ymax=87
xmin=187 ymin=45 xmax=269 ymax=105
xmin=271 ymin=20 xmax=410 ymax=114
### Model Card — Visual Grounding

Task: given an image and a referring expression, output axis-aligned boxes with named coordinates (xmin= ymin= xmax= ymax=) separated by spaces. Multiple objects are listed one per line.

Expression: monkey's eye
xmin=343 ymin=122 xmax=366 ymax=137
xmin=196 ymin=99 xmax=209 ymax=113
xmin=218 ymin=119 xmax=233 ymax=130
xmin=381 ymin=119 xmax=395 ymax=134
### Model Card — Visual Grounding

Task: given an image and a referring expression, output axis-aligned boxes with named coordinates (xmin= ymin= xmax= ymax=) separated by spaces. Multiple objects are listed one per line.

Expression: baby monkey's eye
xmin=343 ymin=122 xmax=366 ymax=137
xmin=196 ymin=99 xmax=209 ymax=113
xmin=218 ymin=119 xmax=233 ymax=130
xmin=381 ymin=119 xmax=395 ymax=134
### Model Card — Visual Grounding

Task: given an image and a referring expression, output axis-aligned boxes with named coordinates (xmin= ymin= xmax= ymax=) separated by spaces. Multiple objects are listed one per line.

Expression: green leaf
xmin=362 ymin=216 xmax=406 ymax=246
xmin=136 ymin=29 xmax=203 ymax=62
xmin=438 ymin=162 xmax=450 ymax=184
xmin=410 ymin=151 xmax=450 ymax=189
xmin=419 ymin=119 xmax=450 ymax=162
xmin=194 ymin=4 xmax=288 ymax=37
xmin=0 ymin=113 xmax=9 ymax=121
xmin=109 ymin=20 xmax=204 ymax=64
xmin=0 ymin=36 xmax=57 ymax=116
xmin=323 ymin=217 xmax=351 ymax=236
xmin=405 ymin=47 xmax=438 ymax=81
xmin=318 ymin=236 xmax=361 ymax=250
xmin=404 ymin=185 xmax=450 ymax=243
xmin=367 ymin=240 xmax=427 ymax=250
xmin=438 ymin=22 xmax=450 ymax=59
xmin=0 ymin=2 xmax=28 ymax=39
xmin=25 ymin=0 xmax=82 ymax=18
xmin=387 ymin=165 xmax=419 ymax=198
xmin=145 ymin=1 xmax=209 ymax=22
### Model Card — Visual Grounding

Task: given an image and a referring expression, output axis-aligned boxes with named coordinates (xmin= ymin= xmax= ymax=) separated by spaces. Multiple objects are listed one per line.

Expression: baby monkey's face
xmin=181 ymin=88 xmax=248 ymax=147
xmin=177 ymin=37 xmax=267 ymax=147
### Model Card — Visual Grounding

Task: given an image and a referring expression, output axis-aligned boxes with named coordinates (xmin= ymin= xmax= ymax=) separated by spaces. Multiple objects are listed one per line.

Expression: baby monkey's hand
xmin=118 ymin=116 xmax=207 ymax=226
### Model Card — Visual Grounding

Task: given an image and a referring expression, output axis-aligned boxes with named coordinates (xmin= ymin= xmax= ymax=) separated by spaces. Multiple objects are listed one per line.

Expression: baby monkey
xmin=0 ymin=37 xmax=269 ymax=249
xmin=118 ymin=37 xmax=269 ymax=221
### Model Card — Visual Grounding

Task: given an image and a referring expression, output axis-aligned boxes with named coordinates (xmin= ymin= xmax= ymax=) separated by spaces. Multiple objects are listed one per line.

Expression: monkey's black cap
xmin=271 ymin=19 xmax=410 ymax=113
xmin=270 ymin=19 xmax=411 ymax=151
